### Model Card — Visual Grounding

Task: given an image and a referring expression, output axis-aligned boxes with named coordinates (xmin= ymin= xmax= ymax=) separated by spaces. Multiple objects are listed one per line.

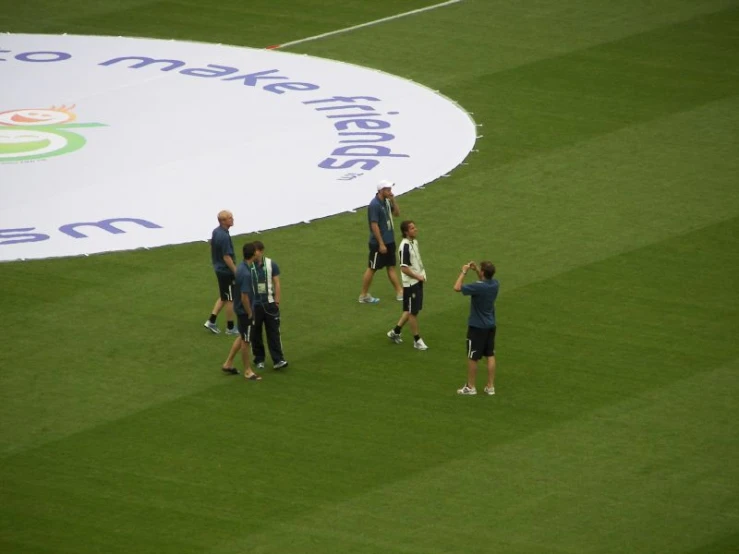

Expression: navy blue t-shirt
xmin=367 ymin=195 xmax=394 ymax=246
xmin=211 ymin=226 xmax=234 ymax=275
xmin=461 ymin=278 xmax=500 ymax=328
xmin=253 ymin=259 xmax=281 ymax=306
xmin=233 ymin=261 xmax=256 ymax=316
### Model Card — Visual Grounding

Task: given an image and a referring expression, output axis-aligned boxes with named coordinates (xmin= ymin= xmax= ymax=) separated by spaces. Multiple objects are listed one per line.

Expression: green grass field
xmin=2 ymin=1 xmax=738 ymax=552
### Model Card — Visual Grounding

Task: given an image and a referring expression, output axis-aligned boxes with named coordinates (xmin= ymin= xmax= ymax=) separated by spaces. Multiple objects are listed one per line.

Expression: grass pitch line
xmin=267 ymin=0 xmax=464 ymax=49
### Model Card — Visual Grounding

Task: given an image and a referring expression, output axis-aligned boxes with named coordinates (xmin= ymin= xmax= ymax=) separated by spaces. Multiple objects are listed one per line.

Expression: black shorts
xmin=466 ymin=326 xmax=496 ymax=360
xmin=368 ymin=242 xmax=397 ymax=270
xmin=237 ymin=313 xmax=253 ymax=343
xmin=215 ymin=272 xmax=234 ymax=302
xmin=403 ymin=282 xmax=424 ymax=315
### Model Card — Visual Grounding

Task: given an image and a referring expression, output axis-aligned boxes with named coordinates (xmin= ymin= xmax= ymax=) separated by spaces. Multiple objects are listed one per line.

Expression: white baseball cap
xmin=377 ymin=180 xmax=395 ymax=191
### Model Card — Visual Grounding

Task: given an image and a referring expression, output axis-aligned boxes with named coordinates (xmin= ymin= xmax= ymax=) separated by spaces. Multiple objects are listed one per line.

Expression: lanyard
xmin=384 ymin=199 xmax=394 ymax=230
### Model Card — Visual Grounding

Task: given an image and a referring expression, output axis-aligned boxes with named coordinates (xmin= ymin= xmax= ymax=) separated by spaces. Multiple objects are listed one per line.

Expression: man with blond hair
xmin=204 ymin=210 xmax=238 ymax=335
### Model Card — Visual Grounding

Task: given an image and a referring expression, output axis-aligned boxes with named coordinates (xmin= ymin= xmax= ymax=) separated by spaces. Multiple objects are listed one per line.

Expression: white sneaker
xmin=273 ymin=360 xmax=289 ymax=370
xmin=396 ymin=294 xmax=403 ymax=301
xmin=457 ymin=385 xmax=477 ymax=395
xmin=225 ymin=327 xmax=239 ymax=336
xmin=413 ymin=338 xmax=428 ymax=350
xmin=203 ymin=321 xmax=221 ymax=334
xmin=484 ymin=386 xmax=495 ymax=396
xmin=358 ymin=295 xmax=380 ymax=304
xmin=256 ymin=362 xmax=265 ymax=370
xmin=387 ymin=330 xmax=403 ymax=344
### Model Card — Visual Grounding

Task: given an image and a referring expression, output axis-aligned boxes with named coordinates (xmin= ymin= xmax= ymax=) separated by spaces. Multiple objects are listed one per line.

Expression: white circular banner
xmin=0 ymin=34 xmax=476 ymax=261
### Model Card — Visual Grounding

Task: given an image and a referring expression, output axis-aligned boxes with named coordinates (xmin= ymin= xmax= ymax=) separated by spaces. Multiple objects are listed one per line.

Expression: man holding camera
xmin=454 ymin=261 xmax=500 ymax=396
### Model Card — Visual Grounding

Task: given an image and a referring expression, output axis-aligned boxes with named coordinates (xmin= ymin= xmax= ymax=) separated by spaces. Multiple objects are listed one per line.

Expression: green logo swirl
xmin=0 ymin=120 xmax=105 ymax=163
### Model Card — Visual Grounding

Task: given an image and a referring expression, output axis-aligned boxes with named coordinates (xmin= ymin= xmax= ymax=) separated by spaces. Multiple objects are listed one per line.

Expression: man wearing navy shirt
xmin=358 ymin=180 xmax=403 ymax=304
xmin=204 ymin=210 xmax=238 ymax=335
xmin=251 ymin=240 xmax=288 ymax=370
xmin=221 ymin=242 xmax=261 ymax=381
xmin=453 ymin=261 xmax=500 ymax=396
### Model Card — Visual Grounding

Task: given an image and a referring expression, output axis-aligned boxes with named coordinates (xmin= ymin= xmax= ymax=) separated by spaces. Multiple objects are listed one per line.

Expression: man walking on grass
xmin=221 ymin=242 xmax=262 ymax=381
xmin=358 ymin=180 xmax=403 ymax=304
xmin=387 ymin=220 xmax=428 ymax=351
xmin=204 ymin=210 xmax=238 ymax=335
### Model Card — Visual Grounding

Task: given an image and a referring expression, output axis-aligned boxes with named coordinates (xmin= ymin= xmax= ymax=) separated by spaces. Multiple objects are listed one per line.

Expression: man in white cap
xmin=358 ymin=180 xmax=403 ymax=303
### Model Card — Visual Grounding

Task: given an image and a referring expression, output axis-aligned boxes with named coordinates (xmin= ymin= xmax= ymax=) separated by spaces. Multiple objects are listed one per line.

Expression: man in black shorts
xmin=221 ymin=242 xmax=261 ymax=381
xmin=387 ymin=220 xmax=428 ymax=350
xmin=358 ymin=180 xmax=403 ymax=304
xmin=453 ymin=261 xmax=500 ymax=396
xmin=204 ymin=210 xmax=238 ymax=335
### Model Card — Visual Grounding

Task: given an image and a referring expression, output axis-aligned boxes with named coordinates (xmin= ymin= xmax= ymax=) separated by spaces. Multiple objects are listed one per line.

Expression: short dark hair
xmin=253 ymin=240 xmax=265 ymax=251
xmin=400 ymin=220 xmax=414 ymax=238
xmin=243 ymin=242 xmax=256 ymax=260
xmin=480 ymin=261 xmax=496 ymax=279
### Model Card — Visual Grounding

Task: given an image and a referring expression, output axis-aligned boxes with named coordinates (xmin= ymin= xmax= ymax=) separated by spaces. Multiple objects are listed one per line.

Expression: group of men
xmin=203 ymin=179 xmax=500 ymax=396
xmin=204 ymin=210 xmax=287 ymax=382
xmin=358 ymin=180 xmax=500 ymax=395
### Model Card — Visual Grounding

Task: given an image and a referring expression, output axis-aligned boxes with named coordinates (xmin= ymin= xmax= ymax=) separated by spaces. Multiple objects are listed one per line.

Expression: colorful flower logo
xmin=0 ymin=106 xmax=105 ymax=162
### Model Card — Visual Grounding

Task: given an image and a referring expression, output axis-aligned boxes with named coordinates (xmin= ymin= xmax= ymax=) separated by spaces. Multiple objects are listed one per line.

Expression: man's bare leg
xmin=241 ymin=340 xmax=260 ymax=380
xmin=386 ymin=266 xmax=403 ymax=297
xmin=466 ymin=359 xmax=478 ymax=389
xmin=486 ymin=355 xmax=496 ymax=390
xmin=360 ymin=267 xmax=377 ymax=298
